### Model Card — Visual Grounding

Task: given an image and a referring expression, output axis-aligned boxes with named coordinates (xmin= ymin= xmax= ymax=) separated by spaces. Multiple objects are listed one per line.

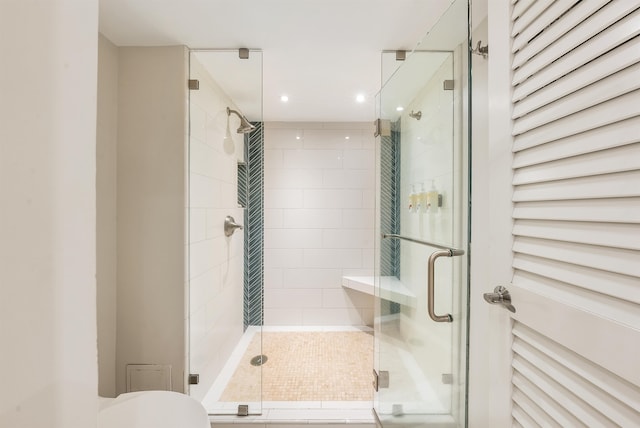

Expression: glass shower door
xmin=373 ymin=1 xmax=469 ymax=426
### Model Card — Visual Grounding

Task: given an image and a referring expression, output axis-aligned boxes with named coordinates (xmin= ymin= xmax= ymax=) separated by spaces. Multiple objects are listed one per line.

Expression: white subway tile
xmin=342 ymin=209 xmax=375 ymax=229
xmin=301 ymin=307 xmax=364 ymax=326
xmin=342 ymin=268 xmax=374 ymax=277
xmin=322 ymin=229 xmax=374 ymax=249
xmin=264 ymin=308 xmax=303 ymax=326
xmin=264 ymin=248 xmax=304 ymax=268
xmin=303 ymin=189 xmax=363 ymax=209
xmin=362 ymin=249 xmax=375 ymax=269
xmin=189 ymin=208 xmax=206 ymax=243
xmin=282 ymin=268 xmax=343 ymax=289
xmin=264 ymin=189 xmax=303 ymax=209
xmin=264 ymin=128 xmax=303 ymax=149
xmin=362 ymin=189 xmax=375 ymax=208
xmin=301 ymin=129 xmax=353 ymax=149
xmin=189 ymin=173 xmax=219 ymax=208
xmin=189 ymin=139 xmax=215 ymax=178
xmin=283 ymin=149 xmax=343 ymax=169
xmin=264 ymin=268 xmax=283 ymax=289
xmin=189 ymin=239 xmax=216 ymax=278
xmin=265 ymin=168 xmax=324 ymax=189
xmin=342 ymin=149 xmax=375 ymax=170
xmin=323 ymin=169 xmax=374 ymax=190
xmin=264 ymin=149 xmax=284 ymax=170
xmin=282 ymin=209 xmax=342 ymax=229
xmin=264 ymin=228 xmax=323 ymax=249
xmin=190 ymin=104 xmax=207 ymax=143
xmin=322 ymin=288 xmax=374 ymax=309
xmin=264 ymin=209 xmax=283 ymax=228
xmin=264 ymin=288 xmax=323 ymax=309
xmin=303 ymin=249 xmax=362 ymax=268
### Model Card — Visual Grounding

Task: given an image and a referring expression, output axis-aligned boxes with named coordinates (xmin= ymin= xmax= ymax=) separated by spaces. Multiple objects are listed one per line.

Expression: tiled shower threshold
xmin=204 ymin=325 xmax=376 ymax=424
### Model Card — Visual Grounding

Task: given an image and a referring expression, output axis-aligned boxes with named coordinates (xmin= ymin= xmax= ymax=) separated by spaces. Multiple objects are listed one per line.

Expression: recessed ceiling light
xmin=280 ymin=95 xmax=289 ymax=103
xmin=345 ymin=136 xmax=350 ymax=140
xmin=396 ymin=106 xmax=404 ymax=111
xmin=356 ymin=94 xmax=365 ymax=103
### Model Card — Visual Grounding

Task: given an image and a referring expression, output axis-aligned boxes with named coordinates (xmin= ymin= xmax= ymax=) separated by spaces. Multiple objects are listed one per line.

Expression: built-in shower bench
xmin=341 ymin=276 xmax=416 ymax=307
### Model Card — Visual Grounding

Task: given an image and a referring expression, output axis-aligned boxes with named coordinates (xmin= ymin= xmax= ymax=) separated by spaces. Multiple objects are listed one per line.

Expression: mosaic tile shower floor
xmin=220 ymin=330 xmax=374 ymax=402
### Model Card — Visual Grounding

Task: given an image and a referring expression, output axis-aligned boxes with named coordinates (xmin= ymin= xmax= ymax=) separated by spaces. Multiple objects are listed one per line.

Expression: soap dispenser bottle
xmin=408 ymin=184 xmax=417 ymax=212
xmin=426 ymin=181 xmax=439 ymax=211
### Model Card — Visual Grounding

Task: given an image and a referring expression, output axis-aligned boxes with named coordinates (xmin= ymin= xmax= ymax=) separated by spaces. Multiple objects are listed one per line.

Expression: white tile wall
xmin=188 ymin=55 xmax=245 ymax=401
xmin=263 ymin=122 xmax=375 ymax=326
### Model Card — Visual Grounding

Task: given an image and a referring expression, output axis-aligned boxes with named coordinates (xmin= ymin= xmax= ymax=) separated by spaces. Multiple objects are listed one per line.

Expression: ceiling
xmin=99 ymin=0 xmax=455 ymax=122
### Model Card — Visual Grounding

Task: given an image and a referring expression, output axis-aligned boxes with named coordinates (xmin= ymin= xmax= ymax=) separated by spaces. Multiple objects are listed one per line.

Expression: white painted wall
xmin=187 ymin=55 xmax=245 ymax=400
xmin=97 ymin=33 xmax=119 ymax=399
xmin=263 ymin=122 xmax=375 ymax=326
xmin=0 ymin=0 xmax=99 ymax=426
xmin=116 ymin=46 xmax=188 ymax=395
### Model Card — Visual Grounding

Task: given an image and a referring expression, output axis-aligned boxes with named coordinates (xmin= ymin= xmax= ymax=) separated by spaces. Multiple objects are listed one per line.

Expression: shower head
xmin=227 ymin=107 xmax=256 ymax=134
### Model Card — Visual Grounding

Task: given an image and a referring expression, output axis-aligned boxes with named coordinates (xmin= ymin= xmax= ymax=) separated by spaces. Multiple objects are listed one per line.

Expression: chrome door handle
xmin=427 ymin=248 xmax=464 ymax=323
xmin=483 ymin=286 xmax=516 ymax=313
xmin=224 ymin=215 xmax=243 ymax=237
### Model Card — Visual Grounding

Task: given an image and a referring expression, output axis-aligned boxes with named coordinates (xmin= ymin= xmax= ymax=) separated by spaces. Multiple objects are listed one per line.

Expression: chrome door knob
xmin=483 ymin=286 xmax=516 ymax=313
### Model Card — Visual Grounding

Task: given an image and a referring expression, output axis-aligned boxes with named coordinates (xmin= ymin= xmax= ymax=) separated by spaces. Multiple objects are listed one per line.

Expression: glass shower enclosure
xmin=373 ymin=0 xmax=470 ymax=426
xmin=187 ymin=49 xmax=264 ymax=415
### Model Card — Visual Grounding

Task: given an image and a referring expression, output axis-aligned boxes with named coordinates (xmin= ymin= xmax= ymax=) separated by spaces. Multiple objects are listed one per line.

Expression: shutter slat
xmin=513 ymin=62 xmax=640 ymax=135
xmin=511 ymin=0 xmax=555 ymax=38
xmin=513 ymin=253 xmax=640 ymax=304
xmin=513 ymin=270 xmax=640 ymax=330
xmin=512 ymin=387 xmax=562 ymax=427
xmin=513 ymin=337 xmax=639 ymax=426
xmin=513 ymin=90 xmax=640 ymax=152
xmin=512 ymin=170 xmax=640 ymax=202
xmin=514 ymin=351 xmax=617 ymax=427
xmin=513 ymin=10 xmax=640 ymax=102
xmin=511 ymin=0 xmax=579 ymax=55
xmin=512 ymin=0 xmax=537 ymax=23
xmin=513 ymin=323 xmax=640 ymax=413
xmin=513 ymin=219 xmax=640 ymax=250
xmin=512 ymin=2 xmax=640 ymax=85
xmin=513 ymin=143 xmax=640 ymax=185
xmin=513 ymin=36 xmax=640 ymax=118
xmin=513 ymin=116 xmax=640 ymax=168
xmin=513 ymin=198 xmax=640 ymax=224
xmin=513 ymin=236 xmax=640 ymax=278
xmin=512 ymin=0 xmax=609 ymax=64
xmin=512 ymin=369 xmax=584 ymax=427
xmin=512 ymin=404 xmax=538 ymax=428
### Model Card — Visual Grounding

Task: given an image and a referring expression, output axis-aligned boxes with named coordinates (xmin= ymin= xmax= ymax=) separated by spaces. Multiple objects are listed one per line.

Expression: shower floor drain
xmin=250 ymin=355 xmax=268 ymax=366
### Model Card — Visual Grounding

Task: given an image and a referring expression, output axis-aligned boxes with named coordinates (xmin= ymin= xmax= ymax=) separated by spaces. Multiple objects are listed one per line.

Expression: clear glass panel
xmin=374 ymin=0 xmax=469 ymax=426
xmin=187 ymin=50 xmax=263 ymax=415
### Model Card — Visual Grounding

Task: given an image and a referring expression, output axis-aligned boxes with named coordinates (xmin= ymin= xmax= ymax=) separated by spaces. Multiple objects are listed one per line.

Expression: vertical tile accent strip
xmin=380 ymin=121 xmax=401 ymax=314
xmin=243 ymin=122 xmax=264 ymax=328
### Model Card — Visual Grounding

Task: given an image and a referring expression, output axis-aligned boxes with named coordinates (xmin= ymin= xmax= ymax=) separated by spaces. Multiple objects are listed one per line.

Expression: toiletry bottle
xmin=426 ymin=181 xmax=438 ymax=211
xmin=408 ymin=185 xmax=416 ymax=212
xmin=417 ymin=183 xmax=425 ymax=213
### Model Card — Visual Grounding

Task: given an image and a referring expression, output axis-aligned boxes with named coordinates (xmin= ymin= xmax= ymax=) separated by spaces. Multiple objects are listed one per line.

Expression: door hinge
xmin=188 ymin=373 xmax=199 ymax=385
xmin=188 ymin=79 xmax=200 ymax=90
xmin=372 ymin=369 xmax=389 ymax=392
xmin=374 ymin=119 xmax=391 ymax=137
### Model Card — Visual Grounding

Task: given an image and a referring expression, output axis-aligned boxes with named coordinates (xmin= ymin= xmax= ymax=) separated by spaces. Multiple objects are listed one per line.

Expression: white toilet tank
xmin=98 ymin=391 xmax=209 ymax=428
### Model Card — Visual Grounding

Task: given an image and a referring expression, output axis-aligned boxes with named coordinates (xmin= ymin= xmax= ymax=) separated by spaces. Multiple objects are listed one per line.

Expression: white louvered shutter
xmin=508 ymin=1 xmax=640 ymax=426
